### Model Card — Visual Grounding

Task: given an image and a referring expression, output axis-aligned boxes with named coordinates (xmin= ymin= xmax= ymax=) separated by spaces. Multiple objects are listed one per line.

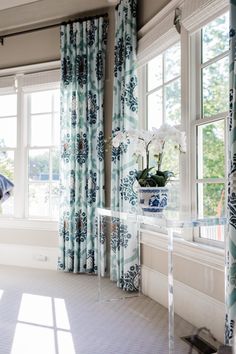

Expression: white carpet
xmin=0 ymin=265 xmax=195 ymax=354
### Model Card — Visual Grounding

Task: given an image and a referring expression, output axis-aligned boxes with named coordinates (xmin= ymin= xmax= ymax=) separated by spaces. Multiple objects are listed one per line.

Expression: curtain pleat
xmin=110 ymin=0 xmax=139 ymax=291
xmin=58 ymin=17 xmax=108 ymax=273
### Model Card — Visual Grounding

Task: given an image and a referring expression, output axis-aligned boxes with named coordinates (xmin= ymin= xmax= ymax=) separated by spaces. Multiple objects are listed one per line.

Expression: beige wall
xmin=0 ymin=27 xmax=60 ymax=69
xmin=137 ymin=0 xmax=171 ymax=29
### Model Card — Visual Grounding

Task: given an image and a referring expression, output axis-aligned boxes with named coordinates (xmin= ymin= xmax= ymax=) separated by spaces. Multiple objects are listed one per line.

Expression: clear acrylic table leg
xmin=168 ymin=227 xmax=174 ymax=354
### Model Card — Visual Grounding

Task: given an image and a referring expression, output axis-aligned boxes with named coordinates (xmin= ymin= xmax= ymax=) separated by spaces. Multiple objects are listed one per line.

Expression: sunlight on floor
xmin=0 ymin=289 xmax=4 ymax=300
xmin=57 ymin=330 xmax=75 ymax=354
xmin=11 ymin=293 xmax=75 ymax=354
xmin=11 ymin=323 xmax=55 ymax=354
xmin=18 ymin=294 xmax=53 ymax=326
xmin=55 ymin=298 xmax=71 ymax=330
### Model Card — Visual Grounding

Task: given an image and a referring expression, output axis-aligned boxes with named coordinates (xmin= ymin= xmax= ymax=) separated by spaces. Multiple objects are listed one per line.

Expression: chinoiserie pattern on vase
xmin=226 ymin=1 xmax=236 ymax=344
xmin=110 ymin=0 xmax=140 ymax=291
xmin=58 ymin=16 xmax=108 ymax=273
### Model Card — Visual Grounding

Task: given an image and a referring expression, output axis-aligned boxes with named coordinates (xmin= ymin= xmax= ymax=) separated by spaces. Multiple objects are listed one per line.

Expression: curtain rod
xmin=0 ymin=12 xmax=108 ymax=46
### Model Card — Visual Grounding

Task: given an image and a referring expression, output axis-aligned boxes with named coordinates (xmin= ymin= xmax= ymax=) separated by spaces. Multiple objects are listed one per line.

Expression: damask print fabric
xmin=110 ymin=0 xmax=140 ymax=291
xmin=58 ymin=16 xmax=108 ymax=273
xmin=226 ymin=1 xmax=236 ymax=344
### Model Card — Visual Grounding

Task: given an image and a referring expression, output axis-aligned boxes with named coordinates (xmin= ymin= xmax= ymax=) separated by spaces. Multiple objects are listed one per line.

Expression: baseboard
xmin=141 ymin=265 xmax=225 ymax=343
xmin=0 ymin=243 xmax=58 ymax=270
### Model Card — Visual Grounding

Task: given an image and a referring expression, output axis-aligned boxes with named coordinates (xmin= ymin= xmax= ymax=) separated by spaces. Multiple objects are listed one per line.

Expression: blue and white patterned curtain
xmin=58 ymin=16 xmax=108 ymax=273
xmin=110 ymin=0 xmax=139 ymax=291
xmin=226 ymin=0 xmax=236 ymax=344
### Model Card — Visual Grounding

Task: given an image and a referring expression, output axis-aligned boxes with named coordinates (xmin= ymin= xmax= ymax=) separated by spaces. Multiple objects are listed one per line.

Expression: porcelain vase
xmin=138 ymin=187 xmax=169 ymax=215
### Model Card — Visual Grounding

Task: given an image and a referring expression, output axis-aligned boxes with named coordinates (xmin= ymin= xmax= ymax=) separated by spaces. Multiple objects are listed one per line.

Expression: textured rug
xmin=0 ymin=265 xmax=195 ymax=354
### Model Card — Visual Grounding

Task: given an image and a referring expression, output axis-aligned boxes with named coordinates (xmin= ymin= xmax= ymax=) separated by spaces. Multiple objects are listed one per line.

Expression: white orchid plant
xmin=113 ymin=124 xmax=186 ymax=187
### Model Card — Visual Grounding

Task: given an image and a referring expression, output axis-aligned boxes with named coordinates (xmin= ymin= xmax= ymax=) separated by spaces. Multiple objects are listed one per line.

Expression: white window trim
xmin=0 ymin=62 xmax=60 ymax=230
xmin=137 ymin=0 xmax=229 ymax=248
xmin=0 ymin=217 xmax=58 ymax=231
xmin=190 ymin=16 xmax=228 ymax=247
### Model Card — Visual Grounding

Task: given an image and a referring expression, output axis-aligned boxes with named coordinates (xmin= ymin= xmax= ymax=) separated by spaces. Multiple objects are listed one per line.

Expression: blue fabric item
xmin=0 ymin=174 xmax=14 ymax=203
xmin=110 ymin=0 xmax=139 ymax=291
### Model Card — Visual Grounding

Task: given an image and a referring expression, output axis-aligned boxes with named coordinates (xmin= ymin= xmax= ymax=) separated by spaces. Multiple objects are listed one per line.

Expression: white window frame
xmin=24 ymin=84 xmax=60 ymax=220
xmin=0 ymin=62 xmax=60 ymax=228
xmin=191 ymin=25 xmax=228 ymax=247
xmin=137 ymin=0 xmax=229 ymax=247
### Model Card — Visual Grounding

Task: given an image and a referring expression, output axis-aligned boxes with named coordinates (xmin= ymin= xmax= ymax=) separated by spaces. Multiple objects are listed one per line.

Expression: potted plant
xmin=112 ymin=124 xmax=186 ymax=214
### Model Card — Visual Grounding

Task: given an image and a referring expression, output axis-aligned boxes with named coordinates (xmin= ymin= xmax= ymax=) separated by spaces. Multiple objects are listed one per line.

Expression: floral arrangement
xmin=112 ymin=124 xmax=186 ymax=187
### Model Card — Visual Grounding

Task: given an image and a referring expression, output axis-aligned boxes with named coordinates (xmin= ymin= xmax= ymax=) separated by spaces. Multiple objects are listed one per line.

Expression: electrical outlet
xmin=34 ymin=254 xmax=48 ymax=262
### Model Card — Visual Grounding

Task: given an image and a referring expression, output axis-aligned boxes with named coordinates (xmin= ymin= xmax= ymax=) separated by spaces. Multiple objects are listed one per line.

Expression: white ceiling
xmin=0 ymin=0 xmax=117 ymax=32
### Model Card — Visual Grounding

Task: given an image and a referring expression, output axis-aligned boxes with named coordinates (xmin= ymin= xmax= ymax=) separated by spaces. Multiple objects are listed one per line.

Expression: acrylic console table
xmin=97 ymin=207 xmax=227 ymax=354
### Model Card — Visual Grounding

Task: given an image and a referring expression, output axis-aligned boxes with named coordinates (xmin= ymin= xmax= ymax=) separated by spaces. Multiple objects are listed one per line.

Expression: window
xmin=138 ymin=5 xmax=229 ymax=246
xmin=0 ymin=93 xmax=17 ymax=216
xmin=145 ymin=42 xmax=181 ymax=179
xmin=27 ymin=89 xmax=60 ymax=218
xmin=0 ymin=69 xmax=60 ymax=221
xmin=192 ymin=12 xmax=229 ymax=243
xmin=143 ymin=42 xmax=182 ymax=210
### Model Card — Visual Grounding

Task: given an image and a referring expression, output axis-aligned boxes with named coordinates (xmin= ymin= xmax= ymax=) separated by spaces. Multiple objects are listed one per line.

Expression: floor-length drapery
xmin=58 ymin=16 xmax=108 ymax=273
xmin=226 ymin=0 xmax=236 ymax=344
xmin=110 ymin=0 xmax=139 ymax=291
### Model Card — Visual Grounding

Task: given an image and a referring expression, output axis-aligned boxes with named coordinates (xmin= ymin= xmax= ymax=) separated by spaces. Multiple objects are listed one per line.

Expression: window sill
xmin=140 ymin=228 xmax=224 ymax=271
xmin=0 ymin=217 xmax=58 ymax=231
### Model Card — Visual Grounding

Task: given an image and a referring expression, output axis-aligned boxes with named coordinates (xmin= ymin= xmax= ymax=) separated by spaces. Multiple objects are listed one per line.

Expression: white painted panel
xmin=142 ymin=266 xmax=225 ymax=343
xmin=0 ymin=244 xmax=58 ymax=270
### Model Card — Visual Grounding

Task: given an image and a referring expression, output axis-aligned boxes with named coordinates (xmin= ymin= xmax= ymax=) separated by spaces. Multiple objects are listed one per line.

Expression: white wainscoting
xmin=142 ymin=265 xmax=225 ymax=343
xmin=0 ymin=244 xmax=58 ymax=270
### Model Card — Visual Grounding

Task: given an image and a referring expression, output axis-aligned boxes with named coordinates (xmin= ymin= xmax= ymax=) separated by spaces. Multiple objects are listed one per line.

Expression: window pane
xmin=0 ymin=94 xmax=17 ymax=117
xmin=165 ymin=78 xmax=181 ymax=125
xmin=31 ymin=91 xmax=53 ymax=114
xmin=0 ymin=117 xmax=17 ymax=148
xmin=0 ymin=150 xmax=14 ymax=180
xmin=197 ymin=121 xmax=225 ymax=179
xmin=148 ymin=55 xmax=162 ymax=91
xmin=54 ymin=91 xmax=60 ymax=111
xmin=52 ymin=149 xmax=59 ymax=181
xmin=0 ymin=195 xmax=14 ymax=216
xmin=202 ymin=13 xmax=229 ymax=63
xmin=149 ymin=141 xmax=179 ymax=179
xmin=164 ymin=42 xmax=180 ymax=82
xmin=28 ymin=149 xmax=49 ymax=181
xmin=202 ymin=56 xmax=228 ymax=117
xmin=0 ymin=150 xmax=14 ymax=216
xmin=198 ymin=183 xmax=225 ymax=242
xmin=161 ymin=141 xmax=180 ymax=178
xmin=31 ymin=114 xmax=52 ymax=146
xmin=54 ymin=113 xmax=60 ymax=145
xmin=29 ymin=183 xmax=50 ymax=217
xmin=147 ymin=89 xmax=163 ymax=129
xmin=51 ymin=182 xmax=59 ymax=218
xmin=197 ymin=183 xmax=225 ymax=218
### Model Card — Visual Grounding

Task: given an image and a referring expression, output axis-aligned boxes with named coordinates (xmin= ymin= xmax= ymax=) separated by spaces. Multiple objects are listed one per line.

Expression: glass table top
xmin=97 ymin=207 xmax=227 ymax=229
